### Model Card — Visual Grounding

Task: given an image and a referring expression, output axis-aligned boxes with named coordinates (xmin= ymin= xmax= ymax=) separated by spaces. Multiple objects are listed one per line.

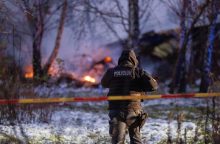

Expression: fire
xmin=24 ymin=65 xmax=33 ymax=79
xmin=104 ymin=56 xmax=112 ymax=63
xmin=23 ymin=63 xmax=59 ymax=79
xmin=48 ymin=65 xmax=59 ymax=77
xmin=25 ymin=72 xmax=33 ymax=79
xmin=83 ymin=75 xmax=96 ymax=83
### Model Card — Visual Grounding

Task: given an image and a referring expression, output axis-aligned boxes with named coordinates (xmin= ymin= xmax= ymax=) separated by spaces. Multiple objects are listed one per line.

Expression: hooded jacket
xmin=101 ymin=50 xmax=158 ymax=110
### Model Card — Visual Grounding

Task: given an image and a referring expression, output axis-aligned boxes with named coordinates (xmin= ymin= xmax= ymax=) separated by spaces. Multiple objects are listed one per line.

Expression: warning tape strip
xmin=0 ymin=93 xmax=220 ymax=104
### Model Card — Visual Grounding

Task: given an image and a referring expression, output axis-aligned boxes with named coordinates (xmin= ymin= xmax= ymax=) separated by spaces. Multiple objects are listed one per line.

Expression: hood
xmin=118 ymin=50 xmax=138 ymax=67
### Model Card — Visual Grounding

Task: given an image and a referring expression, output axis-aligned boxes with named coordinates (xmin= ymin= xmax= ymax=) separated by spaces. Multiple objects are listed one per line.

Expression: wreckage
xmin=23 ymin=56 xmax=115 ymax=87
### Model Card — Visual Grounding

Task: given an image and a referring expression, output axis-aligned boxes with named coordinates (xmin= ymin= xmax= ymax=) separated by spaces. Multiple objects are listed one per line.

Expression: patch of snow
xmin=195 ymin=79 xmax=201 ymax=86
xmin=32 ymin=85 xmax=108 ymax=98
xmin=0 ymin=109 xmax=197 ymax=144
xmin=143 ymin=98 xmax=206 ymax=107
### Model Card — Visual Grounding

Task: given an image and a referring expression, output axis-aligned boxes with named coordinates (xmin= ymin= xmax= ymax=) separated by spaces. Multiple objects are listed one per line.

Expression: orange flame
xmin=48 ymin=65 xmax=58 ymax=77
xmin=83 ymin=75 xmax=96 ymax=83
xmin=25 ymin=73 xmax=33 ymax=79
xmin=24 ymin=65 xmax=33 ymax=79
xmin=104 ymin=56 xmax=112 ymax=63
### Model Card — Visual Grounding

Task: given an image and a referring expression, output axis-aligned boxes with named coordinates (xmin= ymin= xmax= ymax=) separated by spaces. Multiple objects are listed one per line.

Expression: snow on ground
xmin=33 ymin=84 xmax=108 ymax=97
xmin=0 ymin=86 xmax=206 ymax=143
xmin=143 ymin=98 xmax=206 ymax=107
xmin=0 ymin=108 xmax=197 ymax=144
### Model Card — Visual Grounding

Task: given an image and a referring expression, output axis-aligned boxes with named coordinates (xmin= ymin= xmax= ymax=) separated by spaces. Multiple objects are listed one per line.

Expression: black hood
xmin=118 ymin=50 xmax=138 ymax=67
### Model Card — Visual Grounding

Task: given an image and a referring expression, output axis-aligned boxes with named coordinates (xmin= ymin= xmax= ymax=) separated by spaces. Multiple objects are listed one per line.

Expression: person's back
xmin=101 ymin=50 xmax=158 ymax=144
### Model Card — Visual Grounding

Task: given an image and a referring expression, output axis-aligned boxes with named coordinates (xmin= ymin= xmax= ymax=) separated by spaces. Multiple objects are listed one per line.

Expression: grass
xmin=0 ymin=132 xmax=23 ymax=144
xmin=144 ymin=104 xmax=210 ymax=120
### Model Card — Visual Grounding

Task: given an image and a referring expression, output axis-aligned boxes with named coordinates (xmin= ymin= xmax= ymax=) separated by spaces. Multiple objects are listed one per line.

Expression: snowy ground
xmin=0 ymin=86 xmax=209 ymax=143
xmin=0 ymin=108 xmax=197 ymax=144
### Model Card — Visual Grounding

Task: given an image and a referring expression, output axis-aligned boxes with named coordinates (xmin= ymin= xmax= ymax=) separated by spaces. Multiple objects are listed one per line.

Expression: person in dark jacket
xmin=101 ymin=50 xmax=158 ymax=144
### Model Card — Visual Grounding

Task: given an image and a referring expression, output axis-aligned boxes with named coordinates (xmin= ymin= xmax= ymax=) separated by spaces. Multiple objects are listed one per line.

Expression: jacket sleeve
xmin=101 ymin=69 xmax=113 ymax=88
xmin=140 ymin=70 xmax=158 ymax=91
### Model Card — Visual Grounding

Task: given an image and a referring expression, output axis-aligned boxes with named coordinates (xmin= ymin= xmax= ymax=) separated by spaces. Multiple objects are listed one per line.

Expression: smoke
xmin=4 ymin=0 xmax=179 ymax=77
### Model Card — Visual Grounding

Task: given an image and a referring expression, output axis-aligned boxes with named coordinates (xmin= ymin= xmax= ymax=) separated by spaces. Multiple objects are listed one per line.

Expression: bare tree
xmin=200 ymin=0 xmax=220 ymax=92
xmin=43 ymin=0 xmax=67 ymax=75
xmin=20 ymin=0 xmax=49 ymax=79
xmin=164 ymin=0 xmax=210 ymax=93
xmin=128 ymin=0 xmax=139 ymax=50
xmin=71 ymin=0 xmax=153 ymax=51
xmin=3 ymin=0 xmax=69 ymax=80
xmin=3 ymin=0 xmax=153 ymax=79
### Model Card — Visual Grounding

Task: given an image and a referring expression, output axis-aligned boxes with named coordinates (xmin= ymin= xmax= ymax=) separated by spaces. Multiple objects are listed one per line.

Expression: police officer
xmin=101 ymin=50 xmax=158 ymax=144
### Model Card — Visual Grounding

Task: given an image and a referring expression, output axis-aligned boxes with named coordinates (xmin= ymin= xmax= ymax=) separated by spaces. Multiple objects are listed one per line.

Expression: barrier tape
xmin=0 ymin=93 xmax=220 ymax=105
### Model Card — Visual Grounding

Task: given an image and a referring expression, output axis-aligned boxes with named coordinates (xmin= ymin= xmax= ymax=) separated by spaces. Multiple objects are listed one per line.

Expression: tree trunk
xmin=128 ymin=0 xmax=139 ymax=50
xmin=170 ymin=0 xmax=187 ymax=93
xmin=169 ymin=0 xmax=209 ymax=93
xmin=43 ymin=0 xmax=67 ymax=75
xmin=200 ymin=14 xmax=217 ymax=92
xmin=174 ymin=41 xmax=188 ymax=93
xmin=31 ymin=4 xmax=45 ymax=79
xmin=22 ymin=0 xmax=45 ymax=80
xmin=32 ymin=32 xmax=43 ymax=79
xmin=128 ymin=0 xmax=142 ymax=68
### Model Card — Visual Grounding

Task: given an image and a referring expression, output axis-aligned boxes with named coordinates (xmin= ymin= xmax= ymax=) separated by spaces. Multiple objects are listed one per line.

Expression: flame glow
xmin=24 ymin=65 xmax=33 ymax=79
xmin=25 ymin=73 xmax=33 ymax=79
xmin=104 ymin=56 xmax=112 ymax=63
xmin=83 ymin=75 xmax=96 ymax=83
xmin=48 ymin=65 xmax=59 ymax=77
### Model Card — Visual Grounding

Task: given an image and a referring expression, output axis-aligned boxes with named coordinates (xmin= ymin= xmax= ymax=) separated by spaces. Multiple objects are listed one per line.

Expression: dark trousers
xmin=109 ymin=109 xmax=143 ymax=144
